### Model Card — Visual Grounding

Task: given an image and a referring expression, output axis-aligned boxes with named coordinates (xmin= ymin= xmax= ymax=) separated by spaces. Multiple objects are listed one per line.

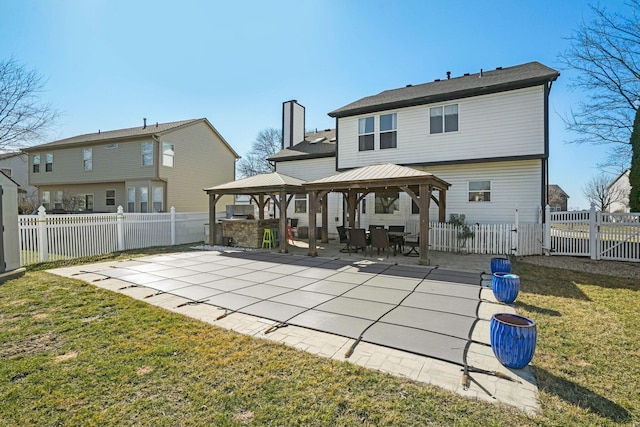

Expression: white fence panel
xmin=548 ymin=210 xmax=591 ymax=256
xmin=18 ymin=216 xmax=39 ymax=265
xmin=175 ymin=212 xmax=209 ymax=244
xmin=123 ymin=213 xmax=172 ymax=250
xmin=597 ymin=212 xmax=640 ymax=261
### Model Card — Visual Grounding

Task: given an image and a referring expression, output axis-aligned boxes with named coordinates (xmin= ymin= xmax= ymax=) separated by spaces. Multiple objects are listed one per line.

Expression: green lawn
xmin=1 ymin=250 xmax=638 ymax=426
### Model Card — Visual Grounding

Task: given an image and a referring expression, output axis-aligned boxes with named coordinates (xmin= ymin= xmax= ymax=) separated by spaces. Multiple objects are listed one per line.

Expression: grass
xmin=1 ymin=248 xmax=638 ymax=426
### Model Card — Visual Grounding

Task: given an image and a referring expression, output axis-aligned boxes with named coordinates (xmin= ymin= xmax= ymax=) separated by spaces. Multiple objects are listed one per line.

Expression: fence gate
xmin=546 ymin=206 xmax=640 ymax=262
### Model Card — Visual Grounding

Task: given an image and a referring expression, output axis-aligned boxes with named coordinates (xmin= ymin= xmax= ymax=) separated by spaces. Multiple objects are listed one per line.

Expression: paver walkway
xmin=50 ymin=248 xmax=539 ymax=414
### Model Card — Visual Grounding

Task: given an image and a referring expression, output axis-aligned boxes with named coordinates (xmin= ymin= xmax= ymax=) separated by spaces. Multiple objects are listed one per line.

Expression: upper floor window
xmin=106 ymin=189 xmax=116 ymax=206
xmin=430 ymin=104 xmax=459 ymax=134
xmin=162 ymin=142 xmax=175 ymax=167
xmin=469 ymin=180 xmax=491 ymax=202
xmin=380 ymin=113 xmax=397 ymax=149
xmin=142 ymin=142 xmax=153 ymax=166
xmin=375 ymin=192 xmax=399 ymax=214
xmin=358 ymin=117 xmax=374 ymax=151
xmin=45 ymin=153 xmax=53 ymax=172
xmin=33 ymin=154 xmax=40 ymax=173
xmin=83 ymin=148 xmax=93 ymax=171
xmin=294 ymin=193 xmax=307 ymax=213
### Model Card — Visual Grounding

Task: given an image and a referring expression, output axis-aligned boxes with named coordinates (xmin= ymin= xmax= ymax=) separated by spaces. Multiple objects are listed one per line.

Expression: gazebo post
xmin=348 ymin=190 xmax=357 ymax=229
xmin=208 ymin=193 xmax=217 ymax=246
xmin=419 ymin=184 xmax=431 ymax=265
xmin=279 ymin=190 xmax=287 ymax=253
xmin=258 ymin=194 xmax=265 ymax=219
xmin=438 ymin=189 xmax=447 ymax=223
xmin=321 ymin=193 xmax=329 ymax=243
xmin=308 ymin=190 xmax=318 ymax=256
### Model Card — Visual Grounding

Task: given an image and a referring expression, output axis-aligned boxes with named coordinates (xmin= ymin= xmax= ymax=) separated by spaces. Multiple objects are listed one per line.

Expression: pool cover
xmin=95 ymin=250 xmax=483 ymax=366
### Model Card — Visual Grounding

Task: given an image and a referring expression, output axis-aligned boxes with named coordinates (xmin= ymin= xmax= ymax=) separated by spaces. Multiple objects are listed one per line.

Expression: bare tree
xmin=582 ymin=173 xmax=625 ymax=211
xmin=559 ymin=1 xmax=640 ymax=168
xmin=0 ymin=57 xmax=58 ymax=150
xmin=236 ymin=128 xmax=282 ymax=177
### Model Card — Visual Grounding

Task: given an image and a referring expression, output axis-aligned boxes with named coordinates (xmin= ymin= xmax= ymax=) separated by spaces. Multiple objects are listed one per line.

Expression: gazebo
xmin=204 ymin=172 xmax=306 ymax=253
xmin=303 ymin=163 xmax=451 ymax=265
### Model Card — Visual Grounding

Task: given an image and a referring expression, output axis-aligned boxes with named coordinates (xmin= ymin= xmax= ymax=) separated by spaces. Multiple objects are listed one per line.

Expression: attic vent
xmin=464 ymin=73 xmax=470 ymax=76
xmin=310 ymin=137 xmax=326 ymax=144
xmin=105 ymin=144 xmax=119 ymax=149
xmin=434 ymin=79 xmax=441 ymax=82
xmin=496 ymin=67 xmax=503 ymax=70
xmin=406 ymin=84 xmax=412 ymax=87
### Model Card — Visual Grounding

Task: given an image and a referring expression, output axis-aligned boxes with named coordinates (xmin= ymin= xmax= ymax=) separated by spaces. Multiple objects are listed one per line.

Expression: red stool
xmin=286 ymin=225 xmax=295 ymax=243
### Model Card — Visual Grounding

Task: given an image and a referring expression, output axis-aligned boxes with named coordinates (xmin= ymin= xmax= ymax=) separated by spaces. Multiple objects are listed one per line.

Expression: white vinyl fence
xmin=545 ymin=205 xmax=640 ymax=262
xmin=407 ymin=219 xmax=543 ymax=256
xmin=19 ymin=206 xmax=210 ymax=266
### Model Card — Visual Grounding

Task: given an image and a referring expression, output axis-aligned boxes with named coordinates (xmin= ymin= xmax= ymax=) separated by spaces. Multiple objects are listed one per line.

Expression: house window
xmin=411 ymin=199 xmax=419 ymax=214
xmin=430 ymin=104 xmax=458 ymax=134
xmin=45 ymin=153 xmax=53 ymax=172
xmin=361 ymin=198 xmax=366 ymax=214
xmin=358 ymin=117 xmax=374 ymax=151
xmin=54 ymin=191 xmax=63 ymax=209
xmin=142 ymin=142 xmax=153 ymax=166
xmin=550 ymin=204 xmax=562 ymax=212
xmin=106 ymin=189 xmax=116 ymax=206
xmin=83 ymin=148 xmax=93 ymax=171
xmin=294 ymin=193 xmax=307 ymax=213
xmin=162 ymin=142 xmax=175 ymax=167
xmin=42 ymin=191 xmax=50 ymax=210
xmin=140 ymin=187 xmax=148 ymax=213
xmin=1 ymin=168 xmax=11 ymax=177
xmin=77 ymin=194 xmax=94 ymax=211
xmin=380 ymin=113 xmax=397 ymax=149
xmin=153 ymin=187 xmax=163 ymax=212
xmin=469 ymin=180 xmax=491 ymax=202
xmin=127 ymin=187 xmax=135 ymax=212
xmin=33 ymin=154 xmax=40 ymax=173
xmin=375 ymin=192 xmax=399 ymax=214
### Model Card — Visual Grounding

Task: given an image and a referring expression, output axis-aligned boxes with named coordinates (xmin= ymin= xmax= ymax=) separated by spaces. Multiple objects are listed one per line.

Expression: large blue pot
xmin=492 ymin=273 xmax=520 ymax=304
xmin=490 ymin=257 xmax=511 ymax=274
xmin=490 ymin=313 xmax=537 ymax=369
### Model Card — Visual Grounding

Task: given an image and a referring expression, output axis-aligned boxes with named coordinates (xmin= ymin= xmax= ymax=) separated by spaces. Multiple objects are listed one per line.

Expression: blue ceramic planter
xmin=490 ymin=313 xmax=537 ymax=369
xmin=492 ymin=272 xmax=520 ymax=304
xmin=490 ymin=257 xmax=511 ymax=274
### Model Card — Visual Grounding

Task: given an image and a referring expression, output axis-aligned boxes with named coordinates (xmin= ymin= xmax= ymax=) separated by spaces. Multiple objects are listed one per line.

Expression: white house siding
xmin=275 ymin=157 xmax=343 ymax=235
xmin=159 ymin=122 xmax=237 ymax=212
xmin=609 ymin=170 xmax=630 ymax=213
xmin=337 ymin=85 xmax=546 ymax=169
xmin=358 ymin=160 xmax=542 ymax=225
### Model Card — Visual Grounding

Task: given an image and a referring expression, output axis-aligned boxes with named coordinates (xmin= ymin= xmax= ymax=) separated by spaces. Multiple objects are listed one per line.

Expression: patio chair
xmin=337 ymin=226 xmax=349 ymax=253
xmin=388 ymin=225 xmax=405 ymax=254
xmin=404 ymin=234 xmax=419 ymax=257
xmin=348 ymin=228 xmax=368 ymax=255
xmin=370 ymin=228 xmax=390 ymax=258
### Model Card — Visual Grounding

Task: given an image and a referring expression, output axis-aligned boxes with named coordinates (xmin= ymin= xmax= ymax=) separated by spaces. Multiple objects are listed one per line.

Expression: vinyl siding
xmin=28 ymin=139 xmax=157 ymax=186
xmin=337 ymin=85 xmax=546 ymax=169
xmin=159 ymin=121 xmax=236 ymax=211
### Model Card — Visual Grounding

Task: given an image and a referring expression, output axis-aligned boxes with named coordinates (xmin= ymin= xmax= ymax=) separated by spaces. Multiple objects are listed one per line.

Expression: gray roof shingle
xmin=23 ymin=118 xmax=203 ymax=150
xmin=329 ymin=61 xmax=560 ymax=118
xmin=269 ymin=128 xmax=336 ymax=162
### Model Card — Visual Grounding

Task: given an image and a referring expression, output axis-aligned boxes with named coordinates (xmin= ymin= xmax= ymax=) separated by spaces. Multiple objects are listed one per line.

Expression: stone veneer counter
xmin=220 ymin=219 xmax=280 ymax=248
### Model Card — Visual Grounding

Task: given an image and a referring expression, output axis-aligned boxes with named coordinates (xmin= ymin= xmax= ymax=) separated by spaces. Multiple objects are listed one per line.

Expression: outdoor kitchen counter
xmin=220 ymin=218 xmax=279 ymax=248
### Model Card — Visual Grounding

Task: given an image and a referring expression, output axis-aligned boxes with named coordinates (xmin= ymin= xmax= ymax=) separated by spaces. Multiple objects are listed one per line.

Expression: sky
xmin=0 ymin=0 xmax=632 ymax=210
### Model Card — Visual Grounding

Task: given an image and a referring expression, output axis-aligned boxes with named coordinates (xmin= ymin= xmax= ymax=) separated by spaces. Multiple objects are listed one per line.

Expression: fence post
xmin=170 ymin=206 xmax=176 ymax=245
xmin=543 ymin=205 xmax=551 ymax=256
xmin=37 ymin=206 xmax=48 ymax=262
xmin=589 ymin=203 xmax=597 ymax=260
xmin=117 ymin=206 xmax=125 ymax=251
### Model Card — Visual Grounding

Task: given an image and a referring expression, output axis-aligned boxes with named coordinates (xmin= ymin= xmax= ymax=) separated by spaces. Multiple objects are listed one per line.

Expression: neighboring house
xmin=608 ymin=169 xmax=631 ymax=213
xmin=548 ymin=184 xmax=569 ymax=212
xmin=0 ymin=152 xmax=38 ymax=212
xmin=271 ymin=61 xmax=560 ymax=230
xmin=22 ymin=118 xmax=239 ymax=213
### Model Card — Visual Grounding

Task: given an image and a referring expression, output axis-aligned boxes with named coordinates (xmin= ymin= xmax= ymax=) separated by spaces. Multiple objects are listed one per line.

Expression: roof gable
xmin=269 ymin=129 xmax=336 ymax=162
xmin=329 ymin=62 xmax=560 ymax=118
